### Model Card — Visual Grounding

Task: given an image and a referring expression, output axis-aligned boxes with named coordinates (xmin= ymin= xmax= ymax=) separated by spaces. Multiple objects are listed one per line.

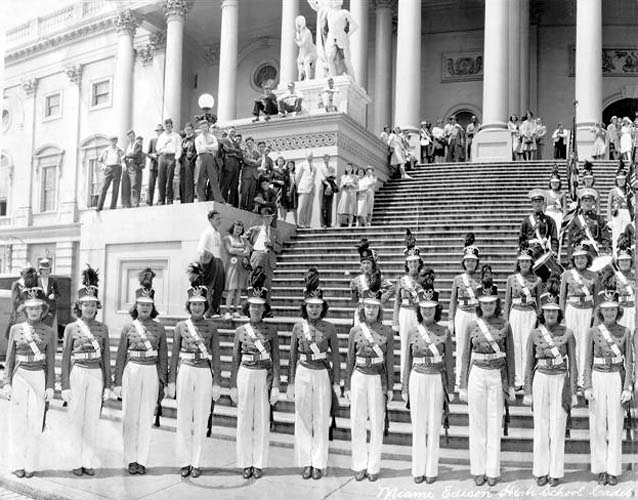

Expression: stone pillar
xmin=575 ymin=0 xmax=602 ymax=158
xmin=62 ymin=64 xmax=83 ymax=222
xmin=55 ymin=241 xmax=76 ymax=279
xmin=519 ymin=0 xmax=530 ymax=114
xmin=279 ymin=0 xmax=299 ymax=86
xmin=15 ymin=78 xmax=38 ymax=228
xmin=472 ymin=0 xmax=511 ymax=162
xmin=217 ymin=0 xmax=239 ymax=123
xmin=10 ymin=241 xmax=28 ymax=274
xmin=372 ymin=0 xmax=394 ymax=134
xmin=508 ymin=0 xmax=520 ymax=117
xmin=113 ymin=10 xmax=136 ymax=144
xmin=350 ymin=0 xmax=369 ymax=87
xmin=393 ymin=0 xmax=421 ymax=132
xmin=163 ymin=0 xmax=189 ymax=124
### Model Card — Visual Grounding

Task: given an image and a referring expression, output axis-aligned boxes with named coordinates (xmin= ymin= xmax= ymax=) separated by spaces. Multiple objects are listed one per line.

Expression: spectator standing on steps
xmin=223 ymin=221 xmax=250 ymax=319
xmin=178 ymin=123 xmax=196 ymax=204
xmin=320 ymin=156 xmax=338 ymax=228
xmin=296 ymin=151 xmax=316 ymax=228
xmin=156 ymin=118 xmax=182 ymax=205
xmin=219 ymin=129 xmax=243 ymax=207
xmin=552 ymin=123 xmax=568 ymax=159
xmin=281 ymin=159 xmax=299 ymax=225
xmin=240 ymin=137 xmax=261 ymax=212
xmin=96 ymin=135 xmax=125 ymax=211
xmin=146 ymin=124 xmax=163 ymax=206
xmin=337 ymin=163 xmax=357 ymax=227
xmin=122 ymin=130 xmax=145 ymax=208
xmin=195 ymin=120 xmax=223 ymax=202
xmin=197 ymin=210 xmax=226 ymax=318
xmin=388 ymin=127 xmax=412 ymax=180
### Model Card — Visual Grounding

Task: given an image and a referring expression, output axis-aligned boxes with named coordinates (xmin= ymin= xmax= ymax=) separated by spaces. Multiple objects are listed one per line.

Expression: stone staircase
xmin=51 ymin=160 xmax=638 ymax=461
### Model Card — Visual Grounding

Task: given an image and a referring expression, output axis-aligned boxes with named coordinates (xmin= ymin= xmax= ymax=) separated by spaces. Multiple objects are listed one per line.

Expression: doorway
xmin=603 ymin=98 xmax=638 ymax=124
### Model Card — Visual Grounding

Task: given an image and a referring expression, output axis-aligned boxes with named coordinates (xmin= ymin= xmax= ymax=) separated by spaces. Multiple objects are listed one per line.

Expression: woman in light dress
xmin=337 ymin=163 xmax=358 ymax=227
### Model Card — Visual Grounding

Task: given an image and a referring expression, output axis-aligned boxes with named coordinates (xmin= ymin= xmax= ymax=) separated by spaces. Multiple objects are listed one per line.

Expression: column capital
xmin=21 ymin=77 xmax=38 ymax=95
xmin=65 ymin=64 xmax=83 ymax=85
xmin=114 ymin=9 xmax=137 ymax=36
xmin=220 ymin=0 xmax=239 ymax=9
xmin=163 ymin=0 xmax=192 ymax=20
xmin=375 ymin=0 xmax=396 ymax=9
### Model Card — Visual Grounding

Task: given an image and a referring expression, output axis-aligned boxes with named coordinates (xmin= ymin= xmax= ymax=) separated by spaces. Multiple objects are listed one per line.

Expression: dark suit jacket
xmin=147 ymin=137 xmax=159 ymax=170
xmin=38 ymin=276 xmax=59 ymax=317
xmin=519 ymin=213 xmax=559 ymax=253
xmin=125 ymin=141 xmax=146 ymax=169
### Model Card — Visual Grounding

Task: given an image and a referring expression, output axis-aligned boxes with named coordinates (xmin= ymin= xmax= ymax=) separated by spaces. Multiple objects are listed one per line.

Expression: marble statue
xmin=295 ymin=15 xmax=317 ymax=81
xmin=307 ymin=0 xmax=330 ymax=79
xmin=324 ymin=0 xmax=358 ymax=79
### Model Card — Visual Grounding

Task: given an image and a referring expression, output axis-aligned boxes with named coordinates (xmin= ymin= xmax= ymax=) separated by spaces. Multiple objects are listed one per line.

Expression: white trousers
xmin=618 ymin=306 xmax=635 ymax=335
xmin=122 ymin=363 xmax=159 ymax=466
xmin=236 ymin=366 xmax=269 ymax=469
xmin=468 ymin=366 xmax=503 ymax=478
xmin=454 ymin=309 xmax=477 ymax=387
xmin=564 ymin=305 xmax=592 ymax=387
xmin=176 ymin=364 xmax=213 ymax=468
xmin=509 ymin=308 xmax=537 ymax=387
xmin=69 ymin=366 xmax=104 ymax=469
xmin=294 ymin=365 xmax=331 ymax=469
xmin=589 ymin=371 xmax=624 ymax=476
xmin=532 ymin=372 xmax=567 ymax=478
xmin=9 ymin=368 xmax=45 ymax=472
xmin=409 ymin=371 xmax=443 ymax=478
xmin=298 ymin=193 xmax=314 ymax=227
xmin=611 ymin=209 xmax=631 ymax=256
xmin=350 ymin=370 xmax=384 ymax=474
xmin=398 ymin=308 xmax=418 ymax=384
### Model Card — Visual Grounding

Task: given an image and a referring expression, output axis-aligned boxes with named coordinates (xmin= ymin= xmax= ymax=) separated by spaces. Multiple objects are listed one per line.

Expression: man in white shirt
xmin=278 ymin=82 xmax=304 ymax=116
xmin=156 ymin=118 xmax=182 ymax=205
xmin=195 ymin=120 xmax=223 ymax=202
xmin=96 ymin=135 xmax=125 ymax=211
xmin=552 ymin=123 xmax=569 ymax=159
xmin=197 ymin=210 xmax=225 ymax=317
xmin=244 ymin=207 xmax=281 ymax=305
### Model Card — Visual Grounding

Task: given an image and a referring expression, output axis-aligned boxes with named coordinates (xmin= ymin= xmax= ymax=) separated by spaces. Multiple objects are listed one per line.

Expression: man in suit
xmin=147 ymin=124 xmax=163 ymax=206
xmin=37 ymin=258 xmax=59 ymax=330
xmin=257 ymin=141 xmax=273 ymax=178
xmin=197 ymin=210 xmax=225 ymax=318
xmin=122 ymin=130 xmax=146 ymax=208
xmin=244 ymin=207 xmax=282 ymax=305
xmin=219 ymin=129 xmax=243 ymax=207
xmin=240 ymin=137 xmax=261 ymax=212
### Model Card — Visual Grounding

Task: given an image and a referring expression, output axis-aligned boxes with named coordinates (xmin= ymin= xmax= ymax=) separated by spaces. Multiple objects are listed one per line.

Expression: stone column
xmin=350 ymin=0 xmax=369 ymax=87
xmin=217 ymin=0 xmax=239 ymax=123
xmin=393 ymin=0 xmax=421 ymax=132
xmin=279 ymin=0 xmax=299 ymax=86
xmin=508 ymin=0 xmax=520 ymax=117
xmin=114 ymin=10 xmax=136 ymax=144
xmin=575 ymin=0 xmax=602 ymax=158
xmin=15 ymin=78 xmax=38 ymax=227
xmin=372 ymin=0 xmax=394 ymax=134
xmin=163 ymin=0 xmax=189 ymax=124
xmin=472 ymin=0 xmax=511 ymax=161
xmin=62 ymin=65 xmax=82 ymax=222
xmin=519 ymin=0 xmax=530 ymax=114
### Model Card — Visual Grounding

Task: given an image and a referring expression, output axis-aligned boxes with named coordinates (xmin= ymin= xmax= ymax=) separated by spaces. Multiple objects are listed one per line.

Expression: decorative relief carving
xmin=150 ymin=31 xmax=166 ymax=50
xmin=163 ymin=0 xmax=192 ymax=19
xmin=136 ymin=31 xmax=167 ymax=66
xmin=265 ymin=133 xmax=337 ymax=152
xmin=202 ymin=44 xmax=220 ymax=66
xmin=569 ymin=46 xmax=638 ymax=77
xmin=114 ymin=9 xmax=137 ymax=36
xmin=21 ymin=77 xmax=38 ymax=95
xmin=441 ymin=51 xmax=483 ymax=82
xmin=65 ymin=64 xmax=82 ymax=84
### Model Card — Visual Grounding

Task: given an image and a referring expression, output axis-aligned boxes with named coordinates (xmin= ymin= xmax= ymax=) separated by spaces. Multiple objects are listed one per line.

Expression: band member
xmin=614 ymin=230 xmax=635 ymax=334
xmin=402 ymin=287 xmax=454 ymax=484
xmin=5 ymin=266 xmax=37 ymax=340
xmin=229 ymin=270 xmax=280 ymax=480
xmin=449 ymin=233 xmax=481 ymax=389
xmin=559 ymin=241 xmax=600 ymax=389
xmin=3 ymin=282 xmax=56 ymax=478
xmin=545 ymin=165 xmax=566 ymax=233
xmin=519 ymin=189 xmax=559 ymax=254
xmin=607 ymin=162 xmax=631 ymax=256
xmin=60 ymin=266 xmax=112 ymax=476
xmin=345 ymin=289 xmax=394 ymax=482
xmin=565 ymin=189 xmax=611 ymax=260
xmin=287 ymin=268 xmax=340 ymax=480
xmin=583 ymin=285 xmax=633 ymax=486
xmin=167 ymin=263 xmax=222 ymax=479
xmin=459 ymin=285 xmax=515 ymax=487
xmin=578 ymin=161 xmax=600 ymax=213
xmin=504 ymin=239 xmax=541 ymax=389
xmin=392 ymin=229 xmax=424 ymax=383
xmin=523 ymin=276 xmax=577 ymax=487
xmin=114 ymin=268 xmax=169 ymax=475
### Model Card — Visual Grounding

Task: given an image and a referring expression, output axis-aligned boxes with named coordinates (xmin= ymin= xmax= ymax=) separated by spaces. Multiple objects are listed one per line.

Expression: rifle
xmin=328 ymin=385 xmax=339 ymax=441
xmin=153 ymin=382 xmax=165 ymax=428
xmin=206 ymin=398 xmax=215 ymax=438
xmin=42 ymin=401 xmax=50 ymax=432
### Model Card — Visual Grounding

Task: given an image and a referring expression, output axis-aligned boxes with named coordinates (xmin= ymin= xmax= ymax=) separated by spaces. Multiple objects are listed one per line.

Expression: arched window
xmin=80 ymin=135 xmax=109 ymax=208
xmin=33 ymin=144 xmax=64 ymax=213
xmin=0 ymin=153 xmax=12 ymax=217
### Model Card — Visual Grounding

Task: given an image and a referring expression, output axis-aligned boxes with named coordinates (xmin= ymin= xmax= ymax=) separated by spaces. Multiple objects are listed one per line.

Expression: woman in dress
xmin=520 ymin=114 xmax=537 ymax=161
xmin=545 ymin=166 xmax=566 ymax=235
xmin=224 ymin=221 xmax=251 ymax=319
xmin=345 ymin=288 xmax=394 ymax=482
xmin=287 ymin=268 xmax=340 ymax=480
xmin=364 ymin=167 xmax=378 ymax=226
xmin=229 ymin=270 xmax=280 ymax=479
xmin=337 ymin=162 xmax=358 ymax=227
xmin=614 ymin=230 xmax=635 ymax=334
xmin=3 ymin=280 xmax=56 ymax=478
xmin=388 ymin=126 xmax=412 ymax=180
xmin=167 ymin=264 xmax=221 ymax=478
xmin=619 ymin=117 xmax=633 ymax=162
xmin=459 ymin=285 xmax=515 ymax=487
xmin=114 ymin=268 xmax=169 ymax=475
xmin=523 ymin=275 xmax=577 ymax=487
xmin=504 ymin=239 xmax=541 ymax=390
xmin=402 ymin=286 xmax=454 ymax=484
xmin=281 ymin=159 xmax=298 ymax=226
xmin=355 ymin=167 xmax=369 ymax=227
xmin=607 ymin=163 xmax=631 ymax=257
xmin=60 ymin=266 xmax=112 ymax=476
xmin=590 ymin=122 xmax=608 ymax=160
xmin=508 ymin=114 xmax=521 ymax=161
xmin=271 ymin=156 xmax=287 ymax=219
xmin=583 ymin=280 xmax=633 ymax=486
xmin=448 ymin=233 xmax=481 ymax=390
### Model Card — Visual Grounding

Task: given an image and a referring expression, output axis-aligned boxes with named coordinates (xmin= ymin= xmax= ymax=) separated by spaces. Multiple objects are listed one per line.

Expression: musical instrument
xmin=589 ymin=255 xmax=613 ymax=273
xmin=529 ymin=243 xmax=564 ymax=282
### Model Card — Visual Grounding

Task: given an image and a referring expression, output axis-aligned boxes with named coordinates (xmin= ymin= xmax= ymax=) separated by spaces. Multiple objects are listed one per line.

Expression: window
xmin=44 ymin=92 xmax=61 ymax=119
xmin=87 ymin=158 xmax=100 ymax=208
xmin=2 ymin=109 xmax=10 ymax=132
xmin=80 ymin=135 xmax=108 ymax=208
xmin=91 ymin=79 xmax=111 ymax=108
xmin=0 ymin=245 xmax=11 ymax=274
xmin=41 ymin=164 xmax=57 ymax=212
xmin=0 ymin=154 xmax=9 ymax=216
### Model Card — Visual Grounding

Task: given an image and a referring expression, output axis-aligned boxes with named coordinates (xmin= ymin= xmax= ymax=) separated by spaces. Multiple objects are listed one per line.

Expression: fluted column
xmin=63 ymin=65 xmax=83 ymax=221
xmin=508 ymin=0 xmax=520 ymax=117
xmin=519 ymin=0 xmax=530 ymax=114
xmin=393 ymin=0 xmax=421 ymax=131
xmin=372 ymin=0 xmax=394 ymax=134
xmin=350 ymin=0 xmax=369 ymax=87
xmin=163 ymin=0 xmax=189 ymax=124
xmin=279 ymin=0 xmax=299 ymax=86
xmin=218 ymin=0 xmax=239 ymax=122
xmin=114 ymin=10 xmax=136 ymax=144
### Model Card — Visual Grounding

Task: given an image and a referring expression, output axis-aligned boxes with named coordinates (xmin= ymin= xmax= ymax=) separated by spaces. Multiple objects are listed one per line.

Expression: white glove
xmin=48 ymin=293 xmax=55 ymax=300
xmin=166 ymin=382 xmax=176 ymax=399
xmin=522 ymin=394 xmax=532 ymax=406
xmin=45 ymin=388 xmax=54 ymax=402
xmin=620 ymin=390 xmax=632 ymax=404
xmin=61 ymin=389 xmax=72 ymax=403
xmin=3 ymin=384 xmax=12 ymax=399
xmin=401 ymin=391 xmax=409 ymax=403
xmin=212 ymin=384 xmax=221 ymax=402
xmin=113 ymin=386 xmax=123 ymax=399
xmin=270 ymin=387 xmax=280 ymax=406
xmin=508 ymin=387 xmax=516 ymax=402
xmin=571 ymin=394 xmax=579 ymax=408
xmin=448 ymin=322 xmax=455 ymax=335
xmin=344 ymin=389 xmax=351 ymax=404
xmin=332 ymin=384 xmax=341 ymax=397
xmin=392 ymin=325 xmax=399 ymax=333
xmin=230 ymin=387 xmax=238 ymax=404
xmin=286 ymin=385 xmax=295 ymax=401
xmin=459 ymin=389 xmax=468 ymax=403
xmin=103 ymin=388 xmax=112 ymax=402
xmin=387 ymin=389 xmax=393 ymax=401
xmin=584 ymin=389 xmax=594 ymax=402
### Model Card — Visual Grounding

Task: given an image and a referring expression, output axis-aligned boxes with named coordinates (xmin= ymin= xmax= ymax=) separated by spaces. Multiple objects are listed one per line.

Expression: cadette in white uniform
xmin=607 ymin=168 xmax=631 ymax=256
xmin=614 ymin=234 xmax=635 ymax=334
xmin=60 ymin=266 xmax=112 ymax=476
xmin=545 ymin=167 xmax=566 ymax=234
xmin=287 ymin=267 xmax=340 ymax=480
xmin=3 ymin=286 xmax=56 ymax=478
xmin=350 ymin=239 xmax=393 ymax=326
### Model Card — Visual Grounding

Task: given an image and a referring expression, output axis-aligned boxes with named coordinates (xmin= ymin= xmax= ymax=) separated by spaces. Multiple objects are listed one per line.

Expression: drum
xmin=532 ymin=251 xmax=564 ymax=282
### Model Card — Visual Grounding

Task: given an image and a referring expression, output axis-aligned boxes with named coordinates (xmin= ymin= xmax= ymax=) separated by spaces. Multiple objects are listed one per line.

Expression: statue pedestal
xmin=275 ymin=75 xmax=370 ymax=128
xmin=472 ymin=126 xmax=512 ymax=162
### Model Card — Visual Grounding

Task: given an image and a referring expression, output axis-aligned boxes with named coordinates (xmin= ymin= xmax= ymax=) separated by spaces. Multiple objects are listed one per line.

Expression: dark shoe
xmin=487 ymin=477 xmax=498 ymax=487
xmin=474 ymin=475 xmax=486 ymax=486
xmin=354 ymin=470 xmax=367 ymax=481
xmin=536 ymin=475 xmax=548 ymax=486
xmin=180 ymin=466 xmax=191 ymax=478
xmin=13 ymin=469 xmax=25 ymax=478
xmin=242 ymin=467 xmax=253 ymax=479
xmin=548 ymin=477 xmax=559 ymax=487
xmin=72 ymin=468 xmax=84 ymax=476
xmin=302 ymin=466 xmax=312 ymax=479
xmin=253 ymin=468 xmax=263 ymax=479
xmin=608 ymin=475 xmax=618 ymax=486
xmin=368 ymin=473 xmax=378 ymax=482
xmin=598 ymin=472 xmax=608 ymax=485
xmin=425 ymin=476 xmax=437 ymax=484
xmin=136 ymin=463 xmax=146 ymax=475
xmin=312 ymin=468 xmax=322 ymax=480
xmin=414 ymin=476 xmax=425 ymax=484
xmin=24 ymin=471 xmax=34 ymax=479
xmin=128 ymin=463 xmax=137 ymax=475
xmin=191 ymin=468 xmax=201 ymax=478
xmin=83 ymin=468 xmax=95 ymax=476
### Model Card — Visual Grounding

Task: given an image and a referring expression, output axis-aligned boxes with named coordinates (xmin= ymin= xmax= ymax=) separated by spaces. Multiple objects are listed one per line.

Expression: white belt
xmin=567 ymin=296 xmax=593 ymax=306
xmin=472 ymin=352 xmax=506 ymax=361
xmin=179 ymin=351 xmax=212 ymax=361
xmin=458 ymin=297 xmax=478 ymax=307
xmin=16 ymin=353 xmax=46 ymax=362
xmin=512 ymin=297 xmax=534 ymax=305
xmin=619 ymin=295 xmax=635 ymax=305
xmin=537 ymin=356 xmax=567 ymax=368
xmin=128 ymin=349 xmax=158 ymax=359
xmin=242 ymin=352 xmax=271 ymax=363
xmin=413 ymin=355 xmax=443 ymax=365
xmin=300 ymin=352 xmax=327 ymax=362
xmin=400 ymin=299 xmax=416 ymax=308
xmin=593 ymin=356 xmax=624 ymax=366
xmin=73 ymin=352 xmax=102 ymax=361
xmin=356 ymin=355 xmax=384 ymax=367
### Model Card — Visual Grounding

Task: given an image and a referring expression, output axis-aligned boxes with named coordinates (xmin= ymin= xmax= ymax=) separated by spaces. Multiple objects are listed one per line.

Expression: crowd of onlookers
xmin=592 ymin=115 xmax=638 ymax=162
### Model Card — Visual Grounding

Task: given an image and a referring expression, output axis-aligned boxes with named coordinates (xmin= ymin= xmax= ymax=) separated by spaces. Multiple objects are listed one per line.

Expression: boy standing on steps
xmin=519 ymin=189 xmax=559 ymax=255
